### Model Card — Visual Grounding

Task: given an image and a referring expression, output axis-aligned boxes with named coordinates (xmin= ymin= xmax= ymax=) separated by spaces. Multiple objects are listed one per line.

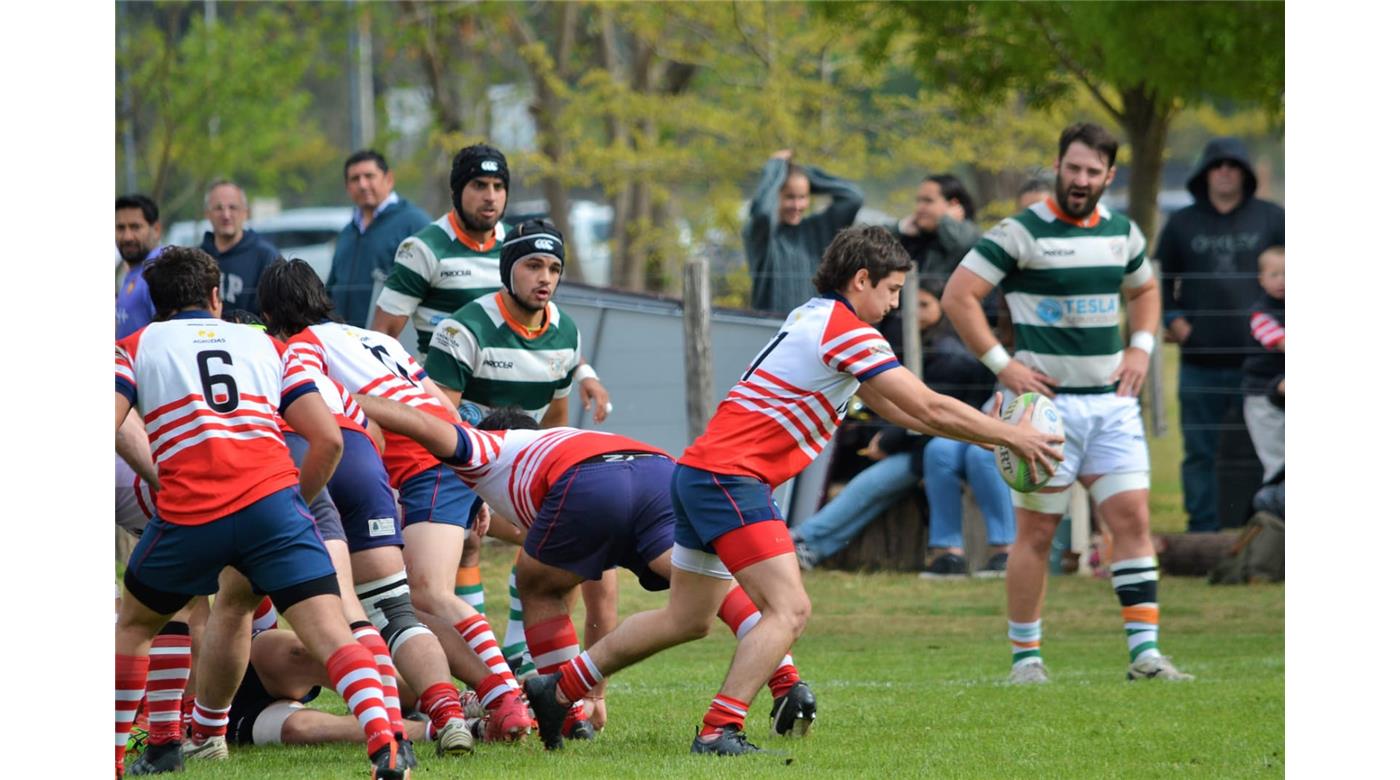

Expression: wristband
xmin=979 ymin=344 xmax=1012 ymax=374
xmin=574 ymin=363 xmax=598 ymax=383
xmin=1129 ymin=331 xmax=1156 ymax=355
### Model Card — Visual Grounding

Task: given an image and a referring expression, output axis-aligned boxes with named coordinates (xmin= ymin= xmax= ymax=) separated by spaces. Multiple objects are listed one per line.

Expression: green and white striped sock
xmin=1009 ymin=619 xmax=1043 ymax=668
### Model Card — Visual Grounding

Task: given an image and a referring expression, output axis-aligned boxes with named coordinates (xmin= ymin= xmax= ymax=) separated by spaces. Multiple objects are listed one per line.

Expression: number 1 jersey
xmin=678 ymin=295 xmax=899 ymax=486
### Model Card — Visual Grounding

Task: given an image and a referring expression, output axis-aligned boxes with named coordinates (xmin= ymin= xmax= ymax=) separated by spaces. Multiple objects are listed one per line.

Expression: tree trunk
xmin=1118 ymin=83 xmax=1172 ymax=245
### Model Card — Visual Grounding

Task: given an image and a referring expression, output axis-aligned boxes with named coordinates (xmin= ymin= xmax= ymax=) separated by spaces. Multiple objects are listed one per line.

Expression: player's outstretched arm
xmin=351 ymin=393 xmax=459 ymax=459
xmin=281 ymin=393 xmax=344 ymax=503
xmin=859 ymin=366 xmax=1063 ymax=477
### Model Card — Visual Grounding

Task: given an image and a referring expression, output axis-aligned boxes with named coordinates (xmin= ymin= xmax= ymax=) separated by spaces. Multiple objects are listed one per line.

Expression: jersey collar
xmin=1042 ymin=196 xmax=1102 ymax=228
xmin=170 ymin=309 xmax=215 ymax=320
xmin=821 ymin=291 xmax=857 ymax=315
xmin=448 ymin=210 xmax=498 ymax=252
xmin=494 ymin=291 xmax=552 ymax=340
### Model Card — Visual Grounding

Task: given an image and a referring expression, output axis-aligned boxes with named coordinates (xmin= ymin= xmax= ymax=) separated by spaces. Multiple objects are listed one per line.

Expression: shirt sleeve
xmin=376 ymin=237 xmax=434 ymax=317
xmin=1250 ymin=311 xmax=1285 ymax=350
xmin=115 ymin=342 xmax=137 ymax=405
xmin=959 ymin=218 xmax=1029 ymax=287
xmin=805 ymin=166 xmax=864 ymax=236
xmin=820 ymin=317 xmax=899 ymax=382
xmin=554 ymin=332 xmax=582 ymax=399
xmin=274 ymin=340 xmax=319 ymax=415
xmin=423 ymin=317 xmax=478 ymax=392
xmin=443 ymin=423 xmax=503 ymax=477
xmin=1122 ymin=221 xmax=1154 ymax=289
xmin=1154 ymin=215 xmax=1186 ymax=323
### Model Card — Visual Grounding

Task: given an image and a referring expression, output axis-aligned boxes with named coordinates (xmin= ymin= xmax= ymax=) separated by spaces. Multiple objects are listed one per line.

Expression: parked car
xmin=163 ymin=207 xmax=349 ymax=282
xmin=505 ymin=199 xmax=614 ymax=286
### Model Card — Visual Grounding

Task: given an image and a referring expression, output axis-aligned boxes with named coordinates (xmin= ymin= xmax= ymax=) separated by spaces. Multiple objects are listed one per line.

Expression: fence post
xmin=683 ymin=256 xmax=714 ymax=443
xmin=901 ymin=266 xmax=921 ymax=378
xmin=1145 ymin=260 xmax=1167 ymax=436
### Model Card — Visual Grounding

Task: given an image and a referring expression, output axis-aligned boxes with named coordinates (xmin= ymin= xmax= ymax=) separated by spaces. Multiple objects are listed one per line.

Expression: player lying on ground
xmin=350 ymin=397 xmax=822 ymax=745
xmin=516 ymin=225 xmax=1064 ymax=755
xmin=257 ymin=258 xmax=534 ymax=740
xmin=114 ymin=246 xmax=405 ymax=779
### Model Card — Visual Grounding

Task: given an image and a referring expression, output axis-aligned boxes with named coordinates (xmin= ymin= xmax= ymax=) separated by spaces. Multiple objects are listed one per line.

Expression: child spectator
xmin=1242 ymin=246 xmax=1284 ymax=483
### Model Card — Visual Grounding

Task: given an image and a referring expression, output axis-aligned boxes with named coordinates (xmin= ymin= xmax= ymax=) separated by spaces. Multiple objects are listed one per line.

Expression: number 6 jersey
xmin=114 ymin=312 xmax=318 ymax=525
xmin=678 ymin=294 xmax=899 ymax=486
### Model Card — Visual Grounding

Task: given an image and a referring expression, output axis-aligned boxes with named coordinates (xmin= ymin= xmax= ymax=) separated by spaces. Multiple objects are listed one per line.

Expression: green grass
xmin=1147 ymin=346 xmax=1189 ymax=533
xmin=164 ymin=540 xmax=1283 ymax=778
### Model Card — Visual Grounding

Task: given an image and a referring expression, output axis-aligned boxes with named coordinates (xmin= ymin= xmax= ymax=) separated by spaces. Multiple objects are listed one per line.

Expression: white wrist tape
xmin=979 ymin=344 xmax=1012 ymax=374
xmin=574 ymin=363 xmax=598 ymax=383
xmin=1129 ymin=331 xmax=1156 ymax=355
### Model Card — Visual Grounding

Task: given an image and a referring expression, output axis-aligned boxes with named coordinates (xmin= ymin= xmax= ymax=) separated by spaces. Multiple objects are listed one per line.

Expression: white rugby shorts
xmin=1037 ymin=392 xmax=1150 ymax=488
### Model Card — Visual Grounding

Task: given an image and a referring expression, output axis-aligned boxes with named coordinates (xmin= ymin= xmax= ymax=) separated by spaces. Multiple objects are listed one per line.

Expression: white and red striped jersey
xmin=287 ymin=322 xmax=455 ymax=487
xmin=679 ymin=295 xmax=899 ymax=485
xmin=446 ymin=425 xmax=669 ymax=531
xmin=115 ymin=313 xmax=318 ymax=525
xmin=271 ymin=347 xmax=369 ymax=438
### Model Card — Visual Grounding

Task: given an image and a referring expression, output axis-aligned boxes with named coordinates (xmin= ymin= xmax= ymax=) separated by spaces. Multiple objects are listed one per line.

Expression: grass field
xmin=159 ymin=536 xmax=1284 ymax=779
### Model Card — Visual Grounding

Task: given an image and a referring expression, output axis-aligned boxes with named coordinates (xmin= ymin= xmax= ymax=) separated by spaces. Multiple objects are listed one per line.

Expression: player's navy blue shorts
xmin=125 ymin=486 xmax=336 ymax=600
xmin=671 ymin=464 xmax=796 ymax=573
xmin=399 ymin=463 xmax=478 ymax=528
xmin=525 ymin=454 xmax=675 ymax=591
xmin=286 ymin=429 xmax=401 ymax=551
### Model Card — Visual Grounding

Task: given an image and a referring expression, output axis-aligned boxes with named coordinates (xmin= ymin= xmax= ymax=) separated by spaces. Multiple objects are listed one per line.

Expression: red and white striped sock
xmin=417 ymin=681 xmax=466 ymax=732
xmin=116 ymin=654 xmax=149 ymax=775
xmin=351 ymin=622 xmax=405 ymax=738
xmin=145 ymin=622 xmax=192 ymax=746
xmin=325 ymin=643 xmax=395 ymax=759
xmin=556 ymin=651 xmax=603 ymax=703
xmin=251 ymin=597 xmax=278 ymax=634
xmin=454 ymin=614 xmax=520 ymax=691
xmin=180 ymin=694 xmax=196 ymax=737
xmin=718 ymin=588 xmax=801 ymax=698
xmin=524 ymin=614 xmax=580 ymax=675
xmin=473 ymin=672 xmax=517 ymax=710
xmin=699 ymin=693 xmax=749 ymax=738
xmin=189 ymin=700 xmax=230 ymax=744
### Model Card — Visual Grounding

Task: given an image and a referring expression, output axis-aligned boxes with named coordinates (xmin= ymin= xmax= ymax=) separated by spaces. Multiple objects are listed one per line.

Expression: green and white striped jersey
xmin=423 ymin=292 xmax=581 ymax=424
xmin=960 ymin=200 xmax=1153 ymax=393
xmin=376 ymin=212 xmax=509 ymax=354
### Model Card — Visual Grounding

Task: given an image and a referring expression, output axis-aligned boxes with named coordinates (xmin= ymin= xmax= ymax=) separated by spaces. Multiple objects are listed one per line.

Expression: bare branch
xmin=1026 ymin=6 xmax=1124 ymax=124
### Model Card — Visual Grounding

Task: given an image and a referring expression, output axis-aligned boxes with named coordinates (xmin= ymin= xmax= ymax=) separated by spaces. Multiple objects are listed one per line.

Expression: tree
xmin=116 ymin=3 xmax=340 ymax=218
xmin=832 ymin=1 xmax=1284 ymax=239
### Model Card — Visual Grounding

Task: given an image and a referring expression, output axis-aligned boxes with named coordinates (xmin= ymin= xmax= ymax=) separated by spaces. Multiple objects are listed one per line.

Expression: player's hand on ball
xmin=997 ymin=360 xmax=1059 ymax=398
xmin=1009 ymin=398 xmax=1065 ymax=484
xmin=1110 ymin=347 xmax=1150 ymax=397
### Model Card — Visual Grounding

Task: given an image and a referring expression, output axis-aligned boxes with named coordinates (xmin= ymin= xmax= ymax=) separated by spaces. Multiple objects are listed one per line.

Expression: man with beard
xmin=116 ymin=194 xmax=164 ymax=338
xmin=424 ymin=220 xmax=581 ymax=428
xmin=942 ymin=123 xmax=1193 ymax=685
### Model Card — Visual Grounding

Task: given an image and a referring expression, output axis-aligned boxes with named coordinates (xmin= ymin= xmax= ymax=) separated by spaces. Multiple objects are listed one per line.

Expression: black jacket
xmin=1241 ymin=292 xmax=1284 ymax=407
xmin=1156 ymin=137 xmax=1285 ymax=368
xmin=200 ymin=228 xmax=280 ymax=316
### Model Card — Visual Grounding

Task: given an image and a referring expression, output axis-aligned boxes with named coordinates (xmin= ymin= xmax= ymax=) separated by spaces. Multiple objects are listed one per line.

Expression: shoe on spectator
xmin=974 ymin=552 xmax=1009 ymax=578
xmin=793 ymin=539 xmax=817 ymax=571
xmin=1127 ymin=655 xmax=1195 ymax=682
xmin=918 ymin=553 xmax=968 ymax=580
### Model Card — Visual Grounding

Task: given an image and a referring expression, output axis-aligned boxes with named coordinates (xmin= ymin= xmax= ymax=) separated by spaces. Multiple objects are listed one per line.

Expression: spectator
xmin=327 ymin=150 xmax=431 ymax=328
xmin=890 ymin=174 xmax=981 ymax=285
xmin=1157 ymin=137 xmax=1285 ymax=532
xmin=791 ymin=280 xmax=1013 ymax=577
xmin=1241 ymin=246 xmax=1284 ymax=483
xmin=116 ymin=193 xmax=163 ymax=338
xmin=199 ymin=180 xmax=280 ymax=315
xmin=742 ymin=149 xmax=862 ymax=314
xmin=1017 ymin=177 xmax=1053 ymax=209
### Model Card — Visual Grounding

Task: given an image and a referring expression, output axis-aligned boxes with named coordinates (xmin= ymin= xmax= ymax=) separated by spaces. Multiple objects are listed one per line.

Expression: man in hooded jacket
xmin=1156 ymin=138 xmax=1285 ymax=533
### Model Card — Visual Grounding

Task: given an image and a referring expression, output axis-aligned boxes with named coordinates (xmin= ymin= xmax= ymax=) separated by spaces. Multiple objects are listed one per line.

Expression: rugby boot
xmin=1008 ymin=660 xmax=1050 ymax=684
xmin=1127 ymin=655 xmax=1195 ymax=682
xmin=127 ymin=741 xmax=183 ymax=775
xmin=397 ymin=738 xmax=418 ymax=769
xmin=484 ymin=690 xmax=533 ymax=742
xmin=434 ymin=717 xmax=475 ymax=755
xmin=523 ymin=673 xmax=570 ymax=750
xmin=563 ymin=705 xmax=596 ymax=741
xmin=180 ymin=735 xmax=228 ymax=760
xmin=370 ymin=743 xmax=407 ymax=780
xmin=770 ymin=680 xmax=816 ymax=737
xmin=690 ymin=724 xmax=765 ymax=756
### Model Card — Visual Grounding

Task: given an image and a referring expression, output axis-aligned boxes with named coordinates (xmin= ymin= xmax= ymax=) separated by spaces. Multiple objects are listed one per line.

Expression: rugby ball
xmin=994 ymin=393 xmax=1064 ymax=493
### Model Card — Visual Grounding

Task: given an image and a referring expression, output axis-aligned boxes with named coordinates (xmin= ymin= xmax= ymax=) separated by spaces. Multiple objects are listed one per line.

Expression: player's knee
xmin=772 ymin=593 xmax=812 ymax=637
xmin=673 ymin=610 xmax=714 ymax=641
xmin=1017 ymin=520 xmax=1059 ymax=553
xmin=356 ymin=573 xmax=433 ymax=656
